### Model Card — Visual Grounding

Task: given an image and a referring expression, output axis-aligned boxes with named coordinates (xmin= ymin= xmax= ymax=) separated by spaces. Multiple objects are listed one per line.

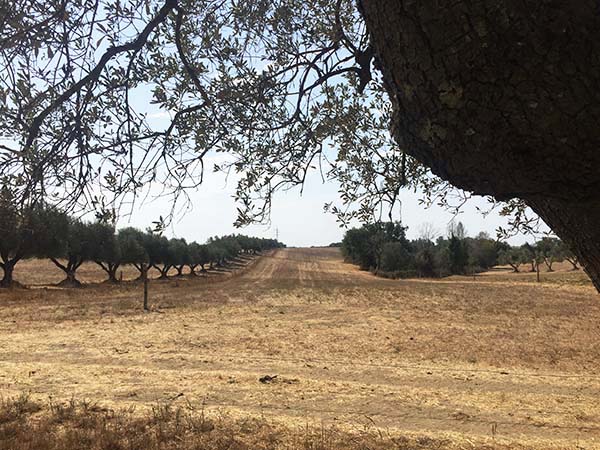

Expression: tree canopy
xmin=1 ymin=1 xmax=598 ymax=290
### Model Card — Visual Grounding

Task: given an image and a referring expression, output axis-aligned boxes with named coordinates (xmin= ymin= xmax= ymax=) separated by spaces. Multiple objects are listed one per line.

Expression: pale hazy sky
xmin=109 ymin=83 xmax=547 ymax=248
xmin=116 ymin=158 xmax=543 ymax=248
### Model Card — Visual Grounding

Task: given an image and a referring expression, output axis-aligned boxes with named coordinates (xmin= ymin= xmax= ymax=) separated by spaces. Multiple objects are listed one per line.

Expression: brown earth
xmin=1 ymin=248 xmax=599 ymax=449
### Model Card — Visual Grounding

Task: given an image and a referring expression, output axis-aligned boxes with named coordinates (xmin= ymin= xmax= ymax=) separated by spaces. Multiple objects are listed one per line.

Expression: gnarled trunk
xmin=96 ymin=261 xmax=120 ymax=283
xmin=360 ymin=0 xmax=600 ymax=291
xmin=51 ymin=258 xmax=82 ymax=287
xmin=0 ymin=260 xmax=16 ymax=288
xmin=153 ymin=264 xmax=171 ymax=279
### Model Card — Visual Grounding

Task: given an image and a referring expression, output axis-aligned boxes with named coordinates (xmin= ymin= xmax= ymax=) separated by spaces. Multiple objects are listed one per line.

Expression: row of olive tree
xmin=88 ymin=228 xmax=283 ymax=286
xmin=340 ymin=221 xmax=576 ymax=279
xmin=0 ymin=192 xmax=284 ymax=288
xmin=497 ymin=238 xmax=578 ymax=274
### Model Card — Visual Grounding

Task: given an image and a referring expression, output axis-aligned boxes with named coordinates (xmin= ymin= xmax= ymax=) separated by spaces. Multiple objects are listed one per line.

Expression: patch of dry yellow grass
xmin=1 ymin=248 xmax=599 ymax=449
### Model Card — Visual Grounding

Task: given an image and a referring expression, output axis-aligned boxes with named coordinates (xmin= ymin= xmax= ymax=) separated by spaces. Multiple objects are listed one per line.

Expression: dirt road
xmin=1 ymin=248 xmax=599 ymax=448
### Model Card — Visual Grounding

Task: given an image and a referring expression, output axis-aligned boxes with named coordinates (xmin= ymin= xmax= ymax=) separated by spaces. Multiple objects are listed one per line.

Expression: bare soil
xmin=1 ymin=248 xmax=599 ymax=449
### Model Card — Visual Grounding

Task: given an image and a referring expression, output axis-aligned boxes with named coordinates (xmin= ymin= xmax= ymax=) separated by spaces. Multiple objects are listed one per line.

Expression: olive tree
xmin=536 ymin=237 xmax=564 ymax=272
xmin=0 ymin=186 xmax=28 ymax=287
xmin=499 ymin=247 xmax=529 ymax=274
xmin=187 ymin=242 xmax=210 ymax=275
xmin=90 ymin=223 xmax=121 ymax=283
xmin=118 ymin=227 xmax=150 ymax=279
xmin=3 ymin=1 xmax=600 ymax=290
xmin=170 ymin=238 xmax=190 ymax=276
xmin=0 ymin=188 xmax=68 ymax=287
xmin=143 ymin=233 xmax=172 ymax=279
xmin=49 ymin=219 xmax=99 ymax=286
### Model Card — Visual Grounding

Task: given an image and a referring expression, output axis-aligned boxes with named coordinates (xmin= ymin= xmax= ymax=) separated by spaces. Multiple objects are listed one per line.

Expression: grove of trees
xmin=0 ymin=200 xmax=284 ymax=288
xmin=341 ymin=221 xmax=577 ymax=279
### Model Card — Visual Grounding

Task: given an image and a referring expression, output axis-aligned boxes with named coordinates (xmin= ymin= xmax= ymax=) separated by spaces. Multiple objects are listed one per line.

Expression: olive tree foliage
xmin=498 ymin=247 xmax=529 ymax=273
xmin=49 ymin=219 xmax=105 ymax=285
xmin=89 ymin=222 xmax=121 ymax=282
xmin=118 ymin=227 xmax=150 ymax=278
xmin=0 ymin=187 xmax=68 ymax=286
xmin=0 ymin=0 xmax=538 ymax=233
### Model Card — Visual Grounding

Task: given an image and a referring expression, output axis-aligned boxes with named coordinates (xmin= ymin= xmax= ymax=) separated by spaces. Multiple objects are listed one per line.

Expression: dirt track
xmin=1 ymin=248 xmax=600 ymax=448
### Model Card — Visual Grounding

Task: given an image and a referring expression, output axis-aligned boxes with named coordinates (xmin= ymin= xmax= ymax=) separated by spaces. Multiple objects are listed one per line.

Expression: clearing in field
xmin=1 ymin=248 xmax=599 ymax=449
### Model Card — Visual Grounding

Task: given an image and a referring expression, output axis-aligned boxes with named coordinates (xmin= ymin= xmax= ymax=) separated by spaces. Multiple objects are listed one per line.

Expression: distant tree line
xmin=0 ymin=193 xmax=284 ymax=288
xmin=341 ymin=221 xmax=579 ymax=279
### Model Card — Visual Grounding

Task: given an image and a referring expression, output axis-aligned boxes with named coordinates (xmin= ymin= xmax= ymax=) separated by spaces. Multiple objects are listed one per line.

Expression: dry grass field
xmin=1 ymin=248 xmax=600 ymax=449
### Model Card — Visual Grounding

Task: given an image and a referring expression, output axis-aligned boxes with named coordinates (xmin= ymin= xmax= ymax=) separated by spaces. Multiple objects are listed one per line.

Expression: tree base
xmin=57 ymin=278 xmax=83 ymax=288
xmin=0 ymin=280 xmax=26 ymax=289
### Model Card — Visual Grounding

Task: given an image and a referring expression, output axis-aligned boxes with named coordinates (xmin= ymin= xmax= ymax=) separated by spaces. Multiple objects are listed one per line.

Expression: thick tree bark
xmin=528 ymin=197 xmax=600 ymax=290
xmin=360 ymin=0 xmax=600 ymax=291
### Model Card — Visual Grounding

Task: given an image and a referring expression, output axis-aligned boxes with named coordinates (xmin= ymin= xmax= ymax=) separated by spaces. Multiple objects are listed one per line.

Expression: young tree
xmin=186 ymin=242 xmax=202 ymax=276
xmin=537 ymin=237 xmax=564 ymax=272
xmin=118 ymin=228 xmax=149 ymax=280
xmin=0 ymin=187 xmax=27 ymax=287
xmin=170 ymin=238 xmax=190 ymax=276
xmin=499 ymin=247 xmax=528 ymax=273
xmin=144 ymin=234 xmax=173 ymax=279
xmin=49 ymin=219 xmax=99 ymax=286
xmin=89 ymin=223 xmax=121 ymax=283
xmin=0 ymin=190 xmax=69 ymax=287
xmin=557 ymin=240 xmax=580 ymax=271
xmin=521 ymin=243 xmax=538 ymax=273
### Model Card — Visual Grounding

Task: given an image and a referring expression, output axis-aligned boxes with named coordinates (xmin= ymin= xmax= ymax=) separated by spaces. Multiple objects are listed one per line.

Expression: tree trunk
xmin=360 ymin=0 xmax=600 ymax=292
xmin=154 ymin=264 xmax=170 ymax=279
xmin=528 ymin=198 xmax=600 ymax=291
xmin=0 ymin=260 xmax=16 ymax=288
xmin=96 ymin=262 xmax=120 ymax=283
xmin=566 ymin=257 xmax=580 ymax=271
xmin=109 ymin=265 xmax=119 ymax=282
xmin=143 ymin=264 xmax=149 ymax=311
xmin=176 ymin=265 xmax=185 ymax=276
xmin=60 ymin=269 xmax=81 ymax=287
xmin=51 ymin=258 xmax=82 ymax=287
